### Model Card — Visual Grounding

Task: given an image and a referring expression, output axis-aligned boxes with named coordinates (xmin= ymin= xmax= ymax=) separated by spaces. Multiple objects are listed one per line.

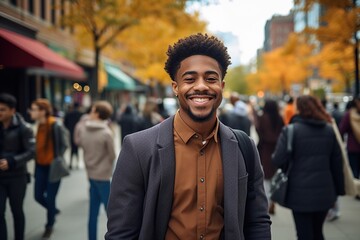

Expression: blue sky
xmin=191 ymin=0 xmax=294 ymax=65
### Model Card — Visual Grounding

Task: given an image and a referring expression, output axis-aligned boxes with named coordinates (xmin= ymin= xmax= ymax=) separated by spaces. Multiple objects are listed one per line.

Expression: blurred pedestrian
xmin=64 ymin=102 xmax=83 ymax=169
xmin=29 ymin=98 xmax=69 ymax=239
xmin=0 ymin=93 xmax=35 ymax=240
xmin=331 ymin=102 xmax=344 ymax=127
xmin=340 ymin=96 xmax=360 ymax=200
xmin=117 ymin=104 xmax=141 ymax=143
xmin=253 ymin=99 xmax=284 ymax=214
xmin=283 ymin=96 xmax=295 ymax=125
xmin=75 ymin=101 xmax=116 ymax=240
xmin=272 ymin=95 xmax=345 ymax=240
xmin=138 ymin=97 xmax=164 ymax=130
xmin=106 ymin=33 xmax=271 ymax=239
xmin=219 ymin=99 xmax=252 ymax=135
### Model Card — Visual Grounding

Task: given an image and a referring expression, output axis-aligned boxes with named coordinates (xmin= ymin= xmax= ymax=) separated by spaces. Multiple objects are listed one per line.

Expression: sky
xmin=191 ymin=0 xmax=294 ymax=65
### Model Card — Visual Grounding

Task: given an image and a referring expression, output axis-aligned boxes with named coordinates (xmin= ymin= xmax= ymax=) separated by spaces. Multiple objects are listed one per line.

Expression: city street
xmin=5 ymin=124 xmax=360 ymax=239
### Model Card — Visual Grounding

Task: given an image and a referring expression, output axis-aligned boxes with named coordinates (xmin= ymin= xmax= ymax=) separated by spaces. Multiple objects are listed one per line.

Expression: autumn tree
xmin=295 ymin=0 xmax=360 ymax=93
xmin=224 ymin=65 xmax=249 ymax=95
xmin=107 ymin=12 xmax=206 ymax=88
xmin=65 ymin=0 xmax=207 ymax=99
xmin=247 ymin=33 xmax=314 ymax=95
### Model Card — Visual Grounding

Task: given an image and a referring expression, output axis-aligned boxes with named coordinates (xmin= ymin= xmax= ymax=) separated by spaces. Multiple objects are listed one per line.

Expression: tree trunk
xmin=90 ymin=45 xmax=101 ymax=101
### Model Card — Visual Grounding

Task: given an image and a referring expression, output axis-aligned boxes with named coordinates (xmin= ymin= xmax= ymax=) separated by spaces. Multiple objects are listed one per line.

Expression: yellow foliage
xmin=248 ymin=33 xmax=314 ymax=94
xmin=107 ymin=13 xmax=206 ymax=86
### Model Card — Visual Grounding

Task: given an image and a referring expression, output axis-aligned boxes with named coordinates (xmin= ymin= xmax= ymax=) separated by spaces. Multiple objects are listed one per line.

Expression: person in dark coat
xmin=118 ymin=104 xmax=141 ymax=143
xmin=0 ymin=93 xmax=35 ymax=240
xmin=272 ymin=95 xmax=345 ymax=240
xmin=253 ymin=99 xmax=284 ymax=214
xmin=219 ymin=100 xmax=252 ymax=135
xmin=64 ymin=103 xmax=83 ymax=169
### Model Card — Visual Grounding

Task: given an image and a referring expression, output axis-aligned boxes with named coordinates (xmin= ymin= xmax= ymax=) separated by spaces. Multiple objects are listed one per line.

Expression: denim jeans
xmin=0 ymin=175 xmax=27 ymax=240
xmin=34 ymin=164 xmax=61 ymax=228
xmin=88 ymin=179 xmax=110 ymax=240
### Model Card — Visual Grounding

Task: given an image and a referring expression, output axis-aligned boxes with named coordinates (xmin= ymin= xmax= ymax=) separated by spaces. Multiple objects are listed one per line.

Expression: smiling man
xmin=106 ymin=33 xmax=271 ymax=240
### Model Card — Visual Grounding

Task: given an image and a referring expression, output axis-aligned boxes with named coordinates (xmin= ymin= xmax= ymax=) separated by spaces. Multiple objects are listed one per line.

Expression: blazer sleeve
xmin=244 ymin=138 xmax=272 ymax=239
xmin=105 ymin=135 xmax=145 ymax=240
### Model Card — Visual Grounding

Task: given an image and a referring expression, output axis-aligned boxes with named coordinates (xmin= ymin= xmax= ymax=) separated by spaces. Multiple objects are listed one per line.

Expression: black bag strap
xmin=230 ymin=128 xmax=256 ymax=200
xmin=284 ymin=123 xmax=295 ymax=175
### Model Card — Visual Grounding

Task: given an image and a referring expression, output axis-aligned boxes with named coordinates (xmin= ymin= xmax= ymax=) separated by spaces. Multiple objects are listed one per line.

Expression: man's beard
xmin=186 ymin=106 xmax=216 ymax=122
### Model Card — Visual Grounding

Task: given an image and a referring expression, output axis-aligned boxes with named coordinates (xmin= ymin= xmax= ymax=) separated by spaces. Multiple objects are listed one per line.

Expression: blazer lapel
xmin=220 ymin=124 xmax=240 ymax=239
xmin=155 ymin=116 xmax=176 ymax=238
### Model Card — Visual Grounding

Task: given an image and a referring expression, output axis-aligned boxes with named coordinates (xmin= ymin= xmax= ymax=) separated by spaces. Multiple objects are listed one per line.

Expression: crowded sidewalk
xmin=5 ymin=124 xmax=360 ymax=240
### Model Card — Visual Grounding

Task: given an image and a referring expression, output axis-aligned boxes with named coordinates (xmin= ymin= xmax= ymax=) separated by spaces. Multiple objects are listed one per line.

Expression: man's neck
xmin=179 ymin=111 xmax=217 ymax=139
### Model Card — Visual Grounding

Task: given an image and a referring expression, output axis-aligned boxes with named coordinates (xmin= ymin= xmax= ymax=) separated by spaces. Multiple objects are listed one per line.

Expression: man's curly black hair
xmin=164 ymin=33 xmax=232 ymax=81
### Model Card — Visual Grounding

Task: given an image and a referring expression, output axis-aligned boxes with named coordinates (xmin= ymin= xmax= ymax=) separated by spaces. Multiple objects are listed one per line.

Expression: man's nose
xmin=193 ymin=78 xmax=209 ymax=91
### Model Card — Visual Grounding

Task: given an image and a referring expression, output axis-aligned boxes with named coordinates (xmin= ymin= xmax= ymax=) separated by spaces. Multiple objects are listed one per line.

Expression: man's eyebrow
xmin=181 ymin=70 xmax=220 ymax=77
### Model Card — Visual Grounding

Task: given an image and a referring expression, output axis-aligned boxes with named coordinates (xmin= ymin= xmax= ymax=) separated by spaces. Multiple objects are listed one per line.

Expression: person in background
xmin=253 ymin=99 xmax=284 ymax=214
xmin=117 ymin=104 xmax=141 ymax=143
xmin=272 ymin=95 xmax=344 ymax=240
xmin=29 ymin=98 xmax=67 ymax=239
xmin=105 ymin=33 xmax=271 ymax=240
xmin=340 ymin=96 xmax=360 ymax=200
xmin=219 ymin=99 xmax=252 ymax=135
xmin=138 ymin=97 xmax=164 ymax=130
xmin=0 ymin=93 xmax=35 ymax=240
xmin=64 ymin=102 xmax=83 ymax=169
xmin=331 ymin=102 xmax=344 ymax=127
xmin=283 ymin=96 xmax=295 ymax=125
xmin=75 ymin=101 xmax=116 ymax=240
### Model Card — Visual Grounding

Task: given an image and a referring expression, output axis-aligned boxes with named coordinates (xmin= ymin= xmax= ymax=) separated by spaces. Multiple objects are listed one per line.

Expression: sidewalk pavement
xmin=5 ymin=124 xmax=360 ymax=239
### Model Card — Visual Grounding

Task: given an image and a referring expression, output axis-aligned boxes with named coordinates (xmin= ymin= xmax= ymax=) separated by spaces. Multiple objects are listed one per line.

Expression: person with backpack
xmin=29 ymin=98 xmax=69 ymax=239
xmin=105 ymin=33 xmax=271 ymax=240
xmin=0 ymin=93 xmax=35 ymax=240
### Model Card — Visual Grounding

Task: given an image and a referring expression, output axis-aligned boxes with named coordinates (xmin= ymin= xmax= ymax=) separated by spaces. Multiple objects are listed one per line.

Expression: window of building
xmin=40 ymin=0 xmax=46 ymax=20
xmin=51 ymin=0 xmax=56 ymax=25
xmin=29 ymin=0 xmax=34 ymax=14
xmin=10 ymin=0 xmax=17 ymax=6
xmin=60 ymin=0 xmax=65 ymax=29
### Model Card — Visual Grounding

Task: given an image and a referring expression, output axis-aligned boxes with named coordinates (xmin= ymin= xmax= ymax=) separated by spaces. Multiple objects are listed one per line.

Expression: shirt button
xmin=195 ymin=135 xmax=199 ymax=138
xmin=200 ymin=206 xmax=204 ymax=211
xmin=200 ymin=234 xmax=204 ymax=239
xmin=200 ymin=178 xmax=205 ymax=183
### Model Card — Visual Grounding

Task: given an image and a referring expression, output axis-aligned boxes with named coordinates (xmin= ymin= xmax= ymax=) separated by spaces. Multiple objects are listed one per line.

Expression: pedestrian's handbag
xmin=331 ymin=119 xmax=360 ymax=196
xmin=270 ymin=124 xmax=294 ymax=206
xmin=49 ymin=121 xmax=70 ymax=183
xmin=49 ymin=156 xmax=69 ymax=182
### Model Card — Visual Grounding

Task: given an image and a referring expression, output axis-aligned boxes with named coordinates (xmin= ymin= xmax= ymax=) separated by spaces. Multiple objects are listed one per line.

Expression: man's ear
xmin=172 ymin=81 xmax=178 ymax=97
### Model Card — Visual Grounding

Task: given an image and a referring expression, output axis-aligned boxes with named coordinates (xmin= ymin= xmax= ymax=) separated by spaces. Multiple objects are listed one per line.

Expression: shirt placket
xmin=197 ymin=136 xmax=207 ymax=240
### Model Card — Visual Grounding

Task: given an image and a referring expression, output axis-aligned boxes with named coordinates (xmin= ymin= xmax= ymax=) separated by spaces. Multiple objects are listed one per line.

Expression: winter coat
xmin=75 ymin=120 xmax=116 ymax=180
xmin=0 ymin=113 xmax=35 ymax=178
xmin=272 ymin=117 xmax=345 ymax=212
xmin=255 ymin=113 xmax=283 ymax=179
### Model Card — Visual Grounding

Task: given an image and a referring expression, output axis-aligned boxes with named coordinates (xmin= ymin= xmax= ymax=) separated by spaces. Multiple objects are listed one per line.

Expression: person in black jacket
xmin=0 ymin=93 xmax=35 ymax=240
xmin=272 ymin=95 xmax=345 ymax=240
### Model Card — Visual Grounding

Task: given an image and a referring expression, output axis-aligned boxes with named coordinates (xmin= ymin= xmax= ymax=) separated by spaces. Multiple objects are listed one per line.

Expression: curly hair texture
xmin=164 ymin=33 xmax=232 ymax=81
xmin=296 ymin=95 xmax=332 ymax=123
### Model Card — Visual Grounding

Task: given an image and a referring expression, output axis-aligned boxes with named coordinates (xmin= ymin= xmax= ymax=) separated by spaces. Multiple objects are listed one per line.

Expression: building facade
xmin=263 ymin=12 xmax=294 ymax=52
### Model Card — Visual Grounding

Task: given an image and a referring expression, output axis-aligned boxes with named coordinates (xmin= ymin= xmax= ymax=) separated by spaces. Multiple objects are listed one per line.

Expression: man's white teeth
xmin=193 ymin=98 xmax=208 ymax=103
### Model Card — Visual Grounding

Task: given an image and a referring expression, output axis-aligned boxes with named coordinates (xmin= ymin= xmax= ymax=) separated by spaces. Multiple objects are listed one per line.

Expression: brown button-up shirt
xmin=165 ymin=112 xmax=224 ymax=240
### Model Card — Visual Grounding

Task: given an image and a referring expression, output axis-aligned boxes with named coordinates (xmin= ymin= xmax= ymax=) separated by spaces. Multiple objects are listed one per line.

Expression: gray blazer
xmin=106 ymin=116 xmax=271 ymax=240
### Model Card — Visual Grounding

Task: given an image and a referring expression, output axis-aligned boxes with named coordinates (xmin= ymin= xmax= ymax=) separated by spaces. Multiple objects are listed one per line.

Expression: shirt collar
xmin=173 ymin=111 xmax=219 ymax=144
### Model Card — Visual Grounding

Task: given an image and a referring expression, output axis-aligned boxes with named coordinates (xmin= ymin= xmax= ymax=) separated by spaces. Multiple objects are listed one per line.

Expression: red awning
xmin=0 ymin=28 xmax=85 ymax=80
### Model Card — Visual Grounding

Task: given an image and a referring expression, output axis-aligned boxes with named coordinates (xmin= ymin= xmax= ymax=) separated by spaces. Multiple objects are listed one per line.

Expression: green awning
xmin=104 ymin=62 xmax=136 ymax=91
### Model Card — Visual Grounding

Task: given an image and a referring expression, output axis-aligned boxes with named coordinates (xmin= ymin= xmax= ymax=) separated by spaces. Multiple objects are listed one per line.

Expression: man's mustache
xmin=185 ymin=92 xmax=216 ymax=98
